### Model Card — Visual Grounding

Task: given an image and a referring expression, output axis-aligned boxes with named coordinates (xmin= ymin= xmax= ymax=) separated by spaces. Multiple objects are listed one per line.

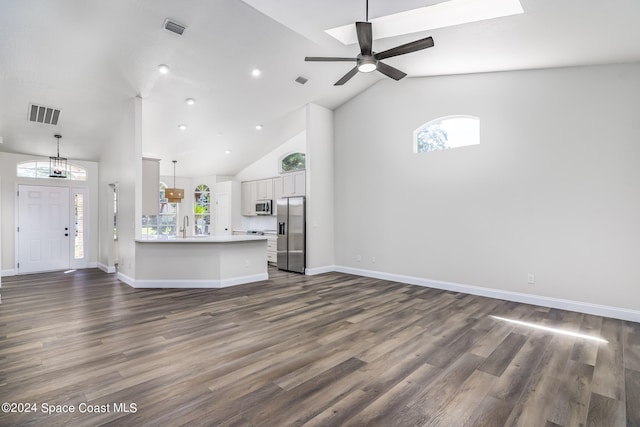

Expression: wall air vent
xmin=28 ymin=103 xmax=61 ymax=126
xmin=163 ymin=19 xmax=186 ymax=35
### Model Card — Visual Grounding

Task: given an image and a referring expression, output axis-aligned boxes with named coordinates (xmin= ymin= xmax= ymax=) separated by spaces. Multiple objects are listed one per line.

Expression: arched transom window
xmin=413 ymin=115 xmax=480 ymax=153
xmin=16 ymin=160 xmax=87 ymax=180
xmin=281 ymin=152 xmax=305 ymax=173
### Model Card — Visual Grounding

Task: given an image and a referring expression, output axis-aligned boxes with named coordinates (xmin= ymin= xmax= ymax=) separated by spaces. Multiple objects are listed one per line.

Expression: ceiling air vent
xmin=28 ymin=103 xmax=61 ymax=126
xmin=295 ymin=76 xmax=308 ymax=85
xmin=163 ymin=19 xmax=186 ymax=36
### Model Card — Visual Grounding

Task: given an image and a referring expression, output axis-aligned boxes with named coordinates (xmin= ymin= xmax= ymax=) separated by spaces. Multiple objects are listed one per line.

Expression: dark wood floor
xmin=0 ymin=268 xmax=638 ymax=426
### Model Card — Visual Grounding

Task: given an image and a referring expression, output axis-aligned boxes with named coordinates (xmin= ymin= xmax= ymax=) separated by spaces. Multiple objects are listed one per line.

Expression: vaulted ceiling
xmin=1 ymin=0 xmax=639 ymax=176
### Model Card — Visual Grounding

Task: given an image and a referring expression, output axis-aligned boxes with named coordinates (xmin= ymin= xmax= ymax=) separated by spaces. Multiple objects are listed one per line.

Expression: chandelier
xmin=49 ymin=134 xmax=67 ymax=178
xmin=165 ymin=160 xmax=184 ymax=202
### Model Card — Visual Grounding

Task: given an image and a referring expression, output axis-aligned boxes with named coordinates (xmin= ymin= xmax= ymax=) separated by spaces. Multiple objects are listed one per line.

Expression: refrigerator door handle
xmin=278 ymin=222 xmax=286 ymax=235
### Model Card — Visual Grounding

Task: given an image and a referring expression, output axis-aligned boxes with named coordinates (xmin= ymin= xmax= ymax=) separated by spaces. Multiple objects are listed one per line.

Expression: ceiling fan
xmin=305 ymin=0 xmax=435 ymax=86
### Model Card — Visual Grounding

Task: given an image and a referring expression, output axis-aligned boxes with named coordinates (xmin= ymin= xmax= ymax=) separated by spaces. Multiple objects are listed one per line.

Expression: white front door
xmin=18 ymin=185 xmax=70 ymax=273
xmin=214 ymin=192 xmax=230 ymax=236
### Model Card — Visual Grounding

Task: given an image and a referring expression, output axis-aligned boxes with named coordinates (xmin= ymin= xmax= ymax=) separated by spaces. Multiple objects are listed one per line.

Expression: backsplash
xmin=240 ymin=215 xmax=277 ymax=231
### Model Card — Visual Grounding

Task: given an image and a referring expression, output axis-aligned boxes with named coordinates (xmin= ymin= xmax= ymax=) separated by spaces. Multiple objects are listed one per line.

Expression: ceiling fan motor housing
xmin=357 ymin=54 xmax=378 ymax=72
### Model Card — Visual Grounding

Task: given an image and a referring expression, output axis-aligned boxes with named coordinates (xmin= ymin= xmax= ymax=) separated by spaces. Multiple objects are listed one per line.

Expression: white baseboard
xmin=334 ymin=265 xmax=640 ymax=323
xmin=97 ymin=263 xmax=117 ymax=274
xmin=305 ymin=265 xmax=337 ymax=276
xmin=116 ymin=271 xmax=135 ymax=287
xmin=1 ymin=269 xmax=16 ymax=277
xmin=120 ymin=273 xmax=269 ymax=289
xmin=4 ymin=264 xmax=101 ymax=277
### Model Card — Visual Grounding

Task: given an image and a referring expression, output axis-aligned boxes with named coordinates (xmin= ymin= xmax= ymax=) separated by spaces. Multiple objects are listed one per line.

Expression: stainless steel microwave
xmin=255 ymin=199 xmax=272 ymax=215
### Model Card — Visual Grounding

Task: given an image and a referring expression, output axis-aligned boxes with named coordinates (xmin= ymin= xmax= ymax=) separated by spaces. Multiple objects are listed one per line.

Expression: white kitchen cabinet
xmin=266 ymin=234 xmax=277 ymax=264
xmin=282 ymin=170 xmax=305 ymax=197
xmin=272 ymin=177 xmax=282 ymax=216
xmin=142 ymin=158 xmax=160 ymax=215
xmin=241 ymin=181 xmax=256 ymax=216
xmin=256 ymin=178 xmax=273 ymax=200
xmin=243 ymin=173 xmax=302 ymax=216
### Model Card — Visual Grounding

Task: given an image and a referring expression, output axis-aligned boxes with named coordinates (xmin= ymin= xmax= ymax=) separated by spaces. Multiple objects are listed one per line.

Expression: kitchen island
xmin=130 ymin=235 xmax=268 ymax=288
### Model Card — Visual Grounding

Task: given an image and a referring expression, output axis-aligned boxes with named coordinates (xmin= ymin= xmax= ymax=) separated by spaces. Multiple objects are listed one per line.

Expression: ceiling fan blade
xmin=376 ymin=61 xmax=407 ymax=81
xmin=356 ymin=21 xmax=373 ymax=56
xmin=305 ymin=57 xmax=357 ymax=62
xmin=375 ymin=36 xmax=434 ymax=61
xmin=334 ymin=66 xmax=359 ymax=86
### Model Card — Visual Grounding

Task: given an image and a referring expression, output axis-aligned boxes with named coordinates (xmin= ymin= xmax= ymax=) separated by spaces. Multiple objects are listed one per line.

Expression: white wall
xmin=334 ymin=63 xmax=640 ymax=316
xmin=0 ymin=152 xmax=99 ymax=275
xmin=98 ymin=97 xmax=141 ymax=278
xmin=0 ymin=176 xmax=2 ymax=291
xmin=234 ymin=131 xmax=306 ymax=181
xmin=305 ymin=104 xmax=334 ymax=273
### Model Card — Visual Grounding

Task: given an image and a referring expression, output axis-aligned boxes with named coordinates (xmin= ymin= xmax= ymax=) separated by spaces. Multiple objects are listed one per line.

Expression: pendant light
xmin=49 ymin=134 xmax=67 ymax=178
xmin=165 ymin=160 xmax=184 ymax=203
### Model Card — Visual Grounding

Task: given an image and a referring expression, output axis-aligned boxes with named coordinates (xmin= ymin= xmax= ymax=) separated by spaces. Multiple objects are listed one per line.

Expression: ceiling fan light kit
xmin=357 ymin=56 xmax=378 ymax=73
xmin=305 ymin=0 xmax=434 ymax=86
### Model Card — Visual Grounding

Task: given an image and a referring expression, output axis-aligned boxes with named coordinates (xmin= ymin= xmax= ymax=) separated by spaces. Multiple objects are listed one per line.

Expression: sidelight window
xmin=74 ymin=193 xmax=85 ymax=259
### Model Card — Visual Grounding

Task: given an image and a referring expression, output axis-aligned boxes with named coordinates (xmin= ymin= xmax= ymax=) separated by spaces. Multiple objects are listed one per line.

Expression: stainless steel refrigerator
xmin=277 ymin=196 xmax=305 ymax=273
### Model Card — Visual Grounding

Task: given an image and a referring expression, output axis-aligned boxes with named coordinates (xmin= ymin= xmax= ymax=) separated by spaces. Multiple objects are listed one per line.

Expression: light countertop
xmin=136 ymin=235 xmax=267 ymax=243
xmin=232 ymin=230 xmax=277 ymax=236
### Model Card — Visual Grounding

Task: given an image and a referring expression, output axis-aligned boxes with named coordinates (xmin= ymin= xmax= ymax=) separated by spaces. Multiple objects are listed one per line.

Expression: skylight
xmin=326 ymin=0 xmax=524 ymax=45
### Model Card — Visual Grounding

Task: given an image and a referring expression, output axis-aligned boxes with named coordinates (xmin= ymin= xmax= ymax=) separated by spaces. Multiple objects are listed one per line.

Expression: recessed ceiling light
xmin=158 ymin=64 xmax=170 ymax=74
xmin=251 ymin=68 xmax=261 ymax=77
xmin=224 ymin=150 xmax=231 ymax=154
xmin=185 ymin=98 xmax=195 ymax=105
xmin=178 ymin=124 xmax=187 ymax=131
xmin=255 ymin=124 xmax=263 ymax=130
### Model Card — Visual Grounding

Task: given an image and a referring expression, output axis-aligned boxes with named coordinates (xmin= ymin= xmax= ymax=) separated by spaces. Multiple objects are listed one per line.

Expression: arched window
xmin=194 ymin=184 xmax=211 ymax=235
xmin=281 ymin=152 xmax=305 ymax=173
xmin=413 ymin=115 xmax=480 ymax=153
xmin=16 ymin=160 xmax=87 ymax=180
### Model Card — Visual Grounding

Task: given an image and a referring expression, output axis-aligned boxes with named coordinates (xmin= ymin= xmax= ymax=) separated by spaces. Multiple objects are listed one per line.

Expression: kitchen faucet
xmin=182 ymin=215 xmax=189 ymax=238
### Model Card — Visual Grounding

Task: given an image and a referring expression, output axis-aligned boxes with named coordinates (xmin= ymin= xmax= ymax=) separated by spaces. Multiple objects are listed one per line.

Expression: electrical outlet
xmin=356 ymin=254 xmax=362 ymax=262
xmin=371 ymin=256 xmax=376 ymax=264
xmin=527 ymin=274 xmax=535 ymax=284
